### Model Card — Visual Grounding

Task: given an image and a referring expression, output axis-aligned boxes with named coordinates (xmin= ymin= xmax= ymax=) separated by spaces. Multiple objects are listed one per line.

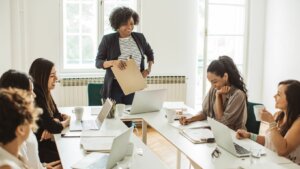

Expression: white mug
xmin=115 ymin=104 xmax=126 ymax=117
xmin=165 ymin=108 xmax=176 ymax=123
xmin=73 ymin=107 xmax=84 ymax=121
xmin=253 ymin=105 xmax=265 ymax=121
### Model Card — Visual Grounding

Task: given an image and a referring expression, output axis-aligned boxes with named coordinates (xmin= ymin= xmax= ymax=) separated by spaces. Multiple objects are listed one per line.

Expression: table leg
xmin=177 ymin=149 xmax=181 ymax=169
xmin=142 ymin=120 xmax=147 ymax=144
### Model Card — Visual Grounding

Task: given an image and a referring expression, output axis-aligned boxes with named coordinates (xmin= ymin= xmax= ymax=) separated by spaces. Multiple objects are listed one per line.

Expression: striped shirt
xmin=118 ymin=35 xmax=142 ymax=68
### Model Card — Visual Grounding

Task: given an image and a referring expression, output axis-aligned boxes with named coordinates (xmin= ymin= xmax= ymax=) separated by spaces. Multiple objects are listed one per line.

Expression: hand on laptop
xmin=112 ymin=60 xmax=127 ymax=70
xmin=236 ymin=129 xmax=250 ymax=139
xmin=44 ymin=160 xmax=62 ymax=169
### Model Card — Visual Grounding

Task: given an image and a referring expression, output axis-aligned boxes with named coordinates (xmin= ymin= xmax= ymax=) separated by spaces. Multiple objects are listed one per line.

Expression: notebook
xmin=72 ymin=127 xmax=134 ymax=169
xmin=69 ymin=98 xmax=113 ymax=131
xmin=125 ymin=89 xmax=167 ymax=114
xmin=111 ymin=59 xmax=147 ymax=95
xmin=207 ymin=117 xmax=251 ymax=157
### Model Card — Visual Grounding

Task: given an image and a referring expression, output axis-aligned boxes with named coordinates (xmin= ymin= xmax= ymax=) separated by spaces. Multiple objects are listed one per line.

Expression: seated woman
xmin=0 ymin=88 xmax=39 ymax=169
xmin=29 ymin=58 xmax=70 ymax=163
xmin=0 ymin=69 xmax=61 ymax=169
xmin=236 ymin=80 xmax=300 ymax=164
xmin=180 ymin=56 xmax=248 ymax=130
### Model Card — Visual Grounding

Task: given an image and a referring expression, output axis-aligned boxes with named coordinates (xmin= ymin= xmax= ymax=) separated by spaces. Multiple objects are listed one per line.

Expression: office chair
xmin=246 ymin=102 xmax=263 ymax=134
xmin=87 ymin=83 xmax=103 ymax=106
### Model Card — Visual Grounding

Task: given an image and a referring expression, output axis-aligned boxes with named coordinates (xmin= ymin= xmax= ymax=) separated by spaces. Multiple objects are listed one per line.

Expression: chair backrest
xmin=87 ymin=83 xmax=103 ymax=106
xmin=246 ymin=102 xmax=263 ymax=134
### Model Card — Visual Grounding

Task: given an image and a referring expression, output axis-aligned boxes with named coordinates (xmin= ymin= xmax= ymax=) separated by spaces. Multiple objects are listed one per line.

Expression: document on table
xmin=111 ymin=59 xmax=147 ymax=95
xmin=170 ymin=120 xmax=210 ymax=129
xmin=180 ymin=128 xmax=214 ymax=144
xmin=81 ymin=137 xmax=114 ymax=153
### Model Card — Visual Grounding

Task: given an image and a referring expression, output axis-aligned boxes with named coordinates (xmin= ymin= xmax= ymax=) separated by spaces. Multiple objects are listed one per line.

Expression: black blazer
xmin=95 ymin=32 xmax=154 ymax=99
xmin=33 ymin=84 xmax=64 ymax=141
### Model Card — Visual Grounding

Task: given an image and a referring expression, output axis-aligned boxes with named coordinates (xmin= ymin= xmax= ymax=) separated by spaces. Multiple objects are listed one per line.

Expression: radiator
xmin=52 ymin=76 xmax=187 ymax=107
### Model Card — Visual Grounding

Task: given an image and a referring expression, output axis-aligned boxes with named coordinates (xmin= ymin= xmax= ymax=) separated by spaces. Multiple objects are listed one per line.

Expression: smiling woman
xmin=179 ymin=56 xmax=248 ymax=131
xmin=29 ymin=58 xmax=71 ymax=163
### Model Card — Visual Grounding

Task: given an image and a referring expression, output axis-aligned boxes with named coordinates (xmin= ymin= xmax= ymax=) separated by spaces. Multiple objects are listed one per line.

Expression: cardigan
xmin=95 ymin=32 xmax=154 ymax=99
xmin=33 ymin=84 xmax=63 ymax=141
xmin=201 ymin=86 xmax=247 ymax=131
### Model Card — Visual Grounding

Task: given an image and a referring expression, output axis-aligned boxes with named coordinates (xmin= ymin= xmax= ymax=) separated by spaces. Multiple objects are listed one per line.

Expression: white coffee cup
xmin=116 ymin=104 xmax=126 ymax=117
xmin=165 ymin=109 xmax=176 ymax=123
xmin=253 ymin=105 xmax=265 ymax=121
xmin=73 ymin=107 xmax=84 ymax=121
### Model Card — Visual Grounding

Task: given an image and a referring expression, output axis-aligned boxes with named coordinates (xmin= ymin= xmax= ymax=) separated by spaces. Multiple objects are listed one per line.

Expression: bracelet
xmin=250 ymin=133 xmax=257 ymax=141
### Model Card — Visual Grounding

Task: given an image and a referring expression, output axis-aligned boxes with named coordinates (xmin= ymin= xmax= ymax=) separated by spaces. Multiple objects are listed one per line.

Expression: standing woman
xmin=29 ymin=58 xmax=70 ymax=163
xmin=180 ymin=56 xmax=248 ymax=130
xmin=96 ymin=6 xmax=154 ymax=104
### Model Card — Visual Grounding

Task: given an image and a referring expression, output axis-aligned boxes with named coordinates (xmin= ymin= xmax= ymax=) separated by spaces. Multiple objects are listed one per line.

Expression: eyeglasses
xmin=211 ymin=147 xmax=221 ymax=158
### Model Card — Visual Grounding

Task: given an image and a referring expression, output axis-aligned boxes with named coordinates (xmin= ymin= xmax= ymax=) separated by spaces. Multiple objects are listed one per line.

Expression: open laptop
xmin=207 ymin=117 xmax=251 ymax=157
xmin=125 ymin=89 xmax=167 ymax=114
xmin=72 ymin=127 xmax=133 ymax=169
xmin=69 ymin=98 xmax=113 ymax=131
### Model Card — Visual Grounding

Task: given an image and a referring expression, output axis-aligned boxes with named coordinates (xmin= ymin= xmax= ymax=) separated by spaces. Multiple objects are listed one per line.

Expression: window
xmin=61 ymin=0 xmax=138 ymax=74
xmin=196 ymin=0 xmax=248 ymax=108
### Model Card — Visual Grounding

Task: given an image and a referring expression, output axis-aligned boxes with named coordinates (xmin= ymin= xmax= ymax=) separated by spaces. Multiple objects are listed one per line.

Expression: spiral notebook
xmin=180 ymin=127 xmax=214 ymax=144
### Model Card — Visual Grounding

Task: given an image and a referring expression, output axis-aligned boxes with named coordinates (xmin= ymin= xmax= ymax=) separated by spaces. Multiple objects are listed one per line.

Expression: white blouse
xmin=265 ymin=129 xmax=300 ymax=165
xmin=20 ymin=130 xmax=45 ymax=169
xmin=0 ymin=146 xmax=29 ymax=169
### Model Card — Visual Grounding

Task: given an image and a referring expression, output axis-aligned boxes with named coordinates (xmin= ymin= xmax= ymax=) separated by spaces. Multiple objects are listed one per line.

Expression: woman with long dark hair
xmin=180 ymin=56 xmax=247 ymax=130
xmin=236 ymin=80 xmax=300 ymax=164
xmin=29 ymin=58 xmax=70 ymax=163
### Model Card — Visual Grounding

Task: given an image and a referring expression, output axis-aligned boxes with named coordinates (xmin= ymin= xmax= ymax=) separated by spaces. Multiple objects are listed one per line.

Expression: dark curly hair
xmin=275 ymin=80 xmax=300 ymax=136
xmin=109 ymin=6 xmax=139 ymax=31
xmin=207 ymin=56 xmax=247 ymax=96
xmin=0 ymin=88 xmax=40 ymax=144
xmin=0 ymin=69 xmax=32 ymax=91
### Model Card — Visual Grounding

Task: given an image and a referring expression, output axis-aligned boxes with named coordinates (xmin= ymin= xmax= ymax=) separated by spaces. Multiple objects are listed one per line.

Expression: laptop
xmin=125 ymin=89 xmax=167 ymax=114
xmin=69 ymin=98 xmax=113 ymax=131
xmin=72 ymin=127 xmax=133 ymax=169
xmin=207 ymin=117 xmax=251 ymax=157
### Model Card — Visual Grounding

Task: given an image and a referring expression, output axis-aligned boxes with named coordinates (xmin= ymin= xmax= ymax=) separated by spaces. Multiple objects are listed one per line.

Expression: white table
xmin=121 ymin=106 xmax=297 ymax=169
xmin=54 ymin=107 xmax=168 ymax=169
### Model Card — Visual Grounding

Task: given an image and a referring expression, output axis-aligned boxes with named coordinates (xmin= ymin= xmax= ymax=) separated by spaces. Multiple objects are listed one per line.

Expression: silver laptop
xmin=69 ymin=98 xmax=113 ymax=131
xmin=72 ymin=127 xmax=133 ymax=169
xmin=207 ymin=117 xmax=251 ymax=157
xmin=125 ymin=89 xmax=167 ymax=114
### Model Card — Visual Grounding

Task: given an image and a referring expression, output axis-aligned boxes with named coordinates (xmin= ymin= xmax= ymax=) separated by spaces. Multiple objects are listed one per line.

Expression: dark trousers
xmin=110 ymin=79 xmax=134 ymax=127
xmin=38 ymin=140 xmax=60 ymax=163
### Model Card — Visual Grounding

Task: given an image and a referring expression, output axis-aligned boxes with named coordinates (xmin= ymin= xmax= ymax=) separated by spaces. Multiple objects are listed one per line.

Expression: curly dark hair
xmin=207 ymin=56 xmax=248 ymax=96
xmin=0 ymin=88 xmax=40 ymax=144
xmin=0 ymin=69 xmax=33 ymax=91
xmin=275 ymin=80 xmax=300 ymax=136
xmin=109 ymin=6 xmax=139 ymax=31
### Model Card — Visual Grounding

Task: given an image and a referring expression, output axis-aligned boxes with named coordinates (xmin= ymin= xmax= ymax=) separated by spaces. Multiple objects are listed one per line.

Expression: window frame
xmin=58 ymin=0 xmax=141 ymax=78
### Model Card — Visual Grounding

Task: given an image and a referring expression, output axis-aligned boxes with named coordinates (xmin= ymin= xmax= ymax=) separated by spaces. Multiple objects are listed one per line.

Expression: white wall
xmin=246 ymin=0 xmax=266 ymax=103
xmin=263 ymin=0 xmax=300 ymax=112
xmin=141 ymin=0 xmax=198 ymax=106
xmin=0 ymin=0 xmax=12 ymax=74
xmin=1 ymin=0 xmax=198 ymax=106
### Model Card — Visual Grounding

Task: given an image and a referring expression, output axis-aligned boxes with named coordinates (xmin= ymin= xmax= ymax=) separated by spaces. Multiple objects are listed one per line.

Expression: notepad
xmin=111 ymin=59 xmax=147 ymax=95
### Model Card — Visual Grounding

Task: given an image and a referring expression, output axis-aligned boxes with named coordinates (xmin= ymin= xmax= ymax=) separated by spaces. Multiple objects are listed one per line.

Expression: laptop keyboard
xmin=82 ymin=120 xmax=99 ymax=130
xmin=234 ymin=143 xmax=250 ymax=154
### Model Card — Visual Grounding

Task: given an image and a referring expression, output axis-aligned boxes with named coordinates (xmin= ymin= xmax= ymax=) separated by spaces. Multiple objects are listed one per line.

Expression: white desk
xmin=122 ymin=107 xmax=297 ymax=169
xmin=55 ymin=107 xmax=168 ymax=169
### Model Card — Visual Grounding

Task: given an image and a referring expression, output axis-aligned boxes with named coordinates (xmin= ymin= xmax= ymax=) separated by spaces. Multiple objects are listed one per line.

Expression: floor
xmin=134 ymin=126 xmax=196 ymax=169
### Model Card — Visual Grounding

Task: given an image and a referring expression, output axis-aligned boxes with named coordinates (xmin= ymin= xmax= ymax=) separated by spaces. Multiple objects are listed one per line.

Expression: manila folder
xmin=111 ymin=59 xmax=147 ymax=95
